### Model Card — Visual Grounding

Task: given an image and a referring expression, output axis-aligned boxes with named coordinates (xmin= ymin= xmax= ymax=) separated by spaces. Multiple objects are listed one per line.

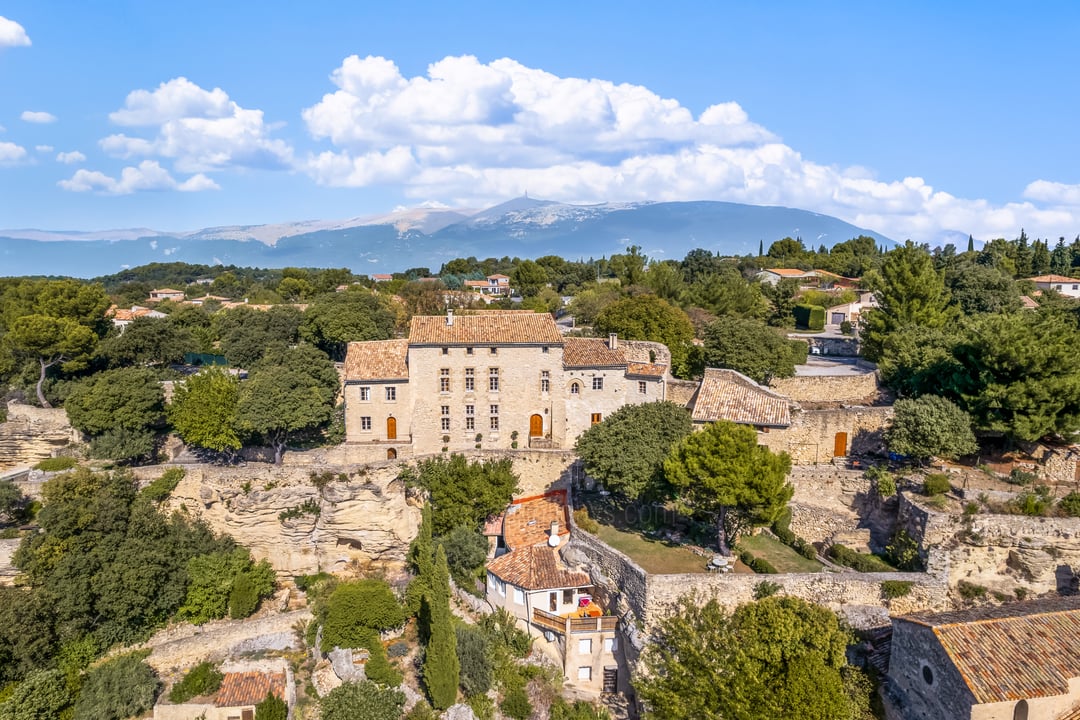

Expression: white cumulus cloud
xmin=56 ymin=150 xmax=86 ymax=164
xmin=35 ymin=145 xmax=53 ymax=153
xmin=0 ymin=16 xmax=30 ymax=48
xmin=21 ymin=110 xmax=57 ymax=124
xmin=299 ymin=54 xmax=1080 ymax=244
xmin=0 ymin=141 xmax=27 ymax=165
xmin=58 ymin=160 xmax=220 ymax=195
xmin=101 ymin=77 xmax=293 ymax=172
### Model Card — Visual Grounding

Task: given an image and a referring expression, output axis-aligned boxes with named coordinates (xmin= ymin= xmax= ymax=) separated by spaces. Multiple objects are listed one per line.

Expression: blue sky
xmin=2 ymin=1 xmax=1079 ymax=244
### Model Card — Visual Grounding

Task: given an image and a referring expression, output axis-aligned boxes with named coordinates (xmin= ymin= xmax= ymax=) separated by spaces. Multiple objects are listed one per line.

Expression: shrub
xmin=796 ymin=541 xmax=818 ymax=560
xmin=320 ymin=680 xmax=405 ymax=720
xmin=884 ymin=529 xmax=922 ymax=571
xmin=229 ymin=573 xmax=260 ymax=619
xmin=500 ymin=685 xmax=533 ymax=720
xmin=881 ymin=580 xmax=914 ymax=600
xmin=828 ymin=544 xmax=895 ymax=573
xmin=957 ymin=580 xmax=988 ymax=602
xmin=456 ymin=625 xmax=493 ymax=696
xmin=322 ymin=579 xmax=405 ymax=650
xmin=963 ymin=502 xmax=980 ymax=517
xmin=403 ymin=701 xmax=438 ymax=720
xmin=294 ymin=572 xmax=333 ymax=592
xmin=364 ymin=640 xmax=403 ymax=688
xmin=73 ymin=652 xmax=160 ymax=720
xmin=1011 ymin=490 xmax=1051 ymax=517
xmin=839 ymin=320 xmax=853 ymax=335
xmin=550 ymin=698 xmax=613 ymax=720
xmin=255 ymin=691 xmax=288 ymax=720
xmin=34 ymin=456 xmax=77 ymax=472
xmin=437 ymin=525 xmax=489 ymax=588
xmin=467 ymin=694 xmax=496 ymax=720
xmin=1007 ymin=468 xmax=1037 ymax=486
xmin=480 ymin=609 xmax=533 ymax=659
xmin=875 ymin=474 xmax=897 ymax=499
xmin=278 ymin=498 xmax=320 ymax=522
xmin=738 ymin=550 xmax=777 ymax=575
xmin=923 ymin=474 xmax=951 ymax=496
xmin=573 ymin=507 xmax=600 ymax=534
xmin=169 ymin=661 xmax=222 ymax=703
xmin=1060 ymin=492 xmax=1080 ymax=518
xmin=753 ymin=580 xmax=782 ymax=599
xmin=142 ymin=467 xmax=185 ymax=503
xmin=793 ymin=304 xmax=825 ymax=331
xmin=1015 ymin=587 xmax=1029 ymax=601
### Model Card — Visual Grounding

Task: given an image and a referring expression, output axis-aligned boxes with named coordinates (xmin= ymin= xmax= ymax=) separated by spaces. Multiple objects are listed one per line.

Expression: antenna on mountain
xmin=524 ymin=190 xmax=528 ymax=199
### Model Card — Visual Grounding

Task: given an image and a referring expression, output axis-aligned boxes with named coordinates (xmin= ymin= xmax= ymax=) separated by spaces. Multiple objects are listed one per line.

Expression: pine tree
xmin=422 ymin=546 xmax=460 ymax=710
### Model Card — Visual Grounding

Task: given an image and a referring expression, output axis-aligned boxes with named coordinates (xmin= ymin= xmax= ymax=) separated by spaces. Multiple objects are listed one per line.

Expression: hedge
xmin=793 ymin=304 xmax=825 ymax=331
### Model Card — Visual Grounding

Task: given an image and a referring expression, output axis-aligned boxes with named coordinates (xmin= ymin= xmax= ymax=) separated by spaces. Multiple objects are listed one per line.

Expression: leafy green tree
xmin=255 ymin=691 xmax=288 ymax=720
xmin=178 ymin=548 xmax=275 ymax=624
xmin=97 ymin=316 xmax=195 ymax=367
xmin=876 ymin=324 xmax=965 ymax=399
xmin=423 ymin=546 xmax=460 ymax=710
xmin=237 ymin=362 xmax=335 ymax=464
xmin=946 ymin=261 xmax=1021 ymax=315
xmin=72 ymin=652 xmax=160 ymax=720
xmin=455 ymin=624 xmax=493 ymax=696
xmin=575 ymin=401 xmax=693 ymax=501
xmin=0 ymin=481 xmax=27 ymax=524
xmin=168 ymin=661 xmax=223 ymax=703
xmin=610 ymin=245 xmax=648 ymax=286
xmin=320 ymin=681 xmax=405 ymax=720
xmin=636 ymin=596 xmax=865 ymax=720
xmin=887 ymin=395 xmax=978 ymax=463
xmin=0 ymin=669 xmax=72 ymax=720
xmin=511 ymin=259 xmax=549 ymax=297
xmin=567 ymin=285 xmax=621 ymax=326
xmin=437 ymin=525 xmax=489 ymax=589
xmin=215 ymin=305 xmax=304 ymax=368
xmin=64 ymin=367 xmax=164 ymax=461
xmin=168 ymin=368 xmax=242 ymax=455
xmin=665 ymin=420 xmax=792 ymax=555
xmin=321 ymin=579 xmax=405 ymax=650
xmin=5 ymin=315 xmax=97 ymax=407
xmin=702 ymin=316 xmax=802 ymax=384
xmin=301 ymin=290 xmax=396 ymax=360
xmin=766 ymin=237 xmax=808 ymax=266
xmin=861 ymin=241 xmax=955 ymax=361
xmin=409 ymin=455 xmax=519 ymax=536
xmin=594 ymin=294 xmax=696 ymax=377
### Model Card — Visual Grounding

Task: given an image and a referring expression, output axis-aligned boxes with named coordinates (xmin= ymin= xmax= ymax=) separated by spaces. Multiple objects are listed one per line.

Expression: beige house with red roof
xmin=1030 ymin=274 xmax=1080 ymax=298
xmin=887 ymin=597 xmax=1080 ymax=720
xmin=342 ymin=311 xmax=669 ymax=459
xmin=485 ymin=491 xmax=621 ymax=694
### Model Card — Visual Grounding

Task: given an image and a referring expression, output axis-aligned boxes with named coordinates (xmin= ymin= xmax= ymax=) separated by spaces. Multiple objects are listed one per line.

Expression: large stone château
xmin=342 ymin=310 xmax=670 ymax=458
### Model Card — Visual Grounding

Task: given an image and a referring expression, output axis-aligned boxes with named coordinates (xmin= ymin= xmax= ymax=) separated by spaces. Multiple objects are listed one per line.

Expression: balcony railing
xmin=532 ymin=608 xmax=617 ymax=635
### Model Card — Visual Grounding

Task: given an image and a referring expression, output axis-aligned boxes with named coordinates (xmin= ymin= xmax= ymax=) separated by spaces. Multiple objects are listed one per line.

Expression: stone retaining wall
xmin=768 ymin=372 xmax=878 ymax=404
xmin=759 ymin=406 xmax=892 ymax=465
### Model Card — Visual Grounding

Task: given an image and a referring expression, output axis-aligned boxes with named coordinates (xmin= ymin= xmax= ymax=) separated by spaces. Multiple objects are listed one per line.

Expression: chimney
xmin=446 ymin=309 xmax=454 ymax=326
xmin=608 ymin=333 xmax=618 ymax=350
xmin=548 ymin=520 xmax=560 ymax=547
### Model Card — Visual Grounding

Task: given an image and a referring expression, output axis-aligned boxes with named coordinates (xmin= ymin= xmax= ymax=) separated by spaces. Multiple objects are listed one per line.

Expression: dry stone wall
xmin=759 ymin=405 xmax=892 ymax=465
xmin=768 ymin=372 xmax=878 ymax=404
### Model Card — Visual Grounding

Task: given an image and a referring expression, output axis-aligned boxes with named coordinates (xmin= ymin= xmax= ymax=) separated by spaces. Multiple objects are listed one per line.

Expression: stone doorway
xmin=530 ymin=414 xmax=544 ymax=437
xmin=833 ymin=431 xmax=848 ymax=457
xmin=387 ymin=416 xmax=397 ymax=440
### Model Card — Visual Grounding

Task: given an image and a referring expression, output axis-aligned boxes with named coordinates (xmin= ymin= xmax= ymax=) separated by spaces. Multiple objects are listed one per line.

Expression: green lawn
xmin=737 ymin=533 xmax=823 ymax=574
xmin=593 ymin=523 xmax=714 ymax=574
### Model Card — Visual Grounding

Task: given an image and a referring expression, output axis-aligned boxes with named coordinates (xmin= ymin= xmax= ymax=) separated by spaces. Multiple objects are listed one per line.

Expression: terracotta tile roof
xmin=487 ymin=545 xmax=591 ymax=591
xmin=764 ymin=268 xmax=814 ymax=277
xmin=1020 ymin=295 xmax=1040 ymax=309
xmin=464 ymin=280 xmax=488 ymax=287
xmin=150 ymin=288 xmax=183 ymax=294
xmin=483 ymin=513 xmax=505 ymax=536
xmin=109 ymin=305 xmax=163 ymax=322
xmin=691 ymin=368 xmax=791 ymax=427
xmin=215 ymin=671 xmax=286 ymax=707
xmin=562 ymin=338 xmax=626 ymax=368
xmin=626 ymin=362 xmax=666 ymax=378
xmin=488 ymin=274 xmax=510 ymax=280
xmin=897 ymin=597 xmax=1080 ymax=703
xmin=371 ymin=273 xmax=393 ymax=280
xmin=344 ymin=339 xmax=409 ymax=382
xmin=1030 ymin=274 xmax=1080 ymax=284
xmin=502 ymin=491 xmax=572 ymax=549
xmin=409 ymin=312 xmax=563 ymax=345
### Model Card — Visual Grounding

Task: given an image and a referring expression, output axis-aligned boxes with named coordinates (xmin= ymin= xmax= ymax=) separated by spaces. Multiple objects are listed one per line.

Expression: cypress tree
xmin=758 ymin=239 xmax=763 ymax=257
xmin=967 ymin=234 xmax=975 ymax=253
xmin=423 ymin=546 xmax=460 ymax=710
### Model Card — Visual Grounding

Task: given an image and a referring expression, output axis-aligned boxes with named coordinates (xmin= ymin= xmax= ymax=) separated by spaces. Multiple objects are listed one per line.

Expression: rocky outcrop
xmin=149 ymin=462 xmax=420 ymax=576
xmin=0 ymin=401 xmax=77 ymax=472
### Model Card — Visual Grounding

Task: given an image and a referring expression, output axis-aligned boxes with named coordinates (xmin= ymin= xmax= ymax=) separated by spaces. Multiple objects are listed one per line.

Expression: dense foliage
xmin=423 ymin=546 xmax=460 ymax=710
xmin=320 ymin=680 xmax=405 ymax=720
xmin=887 ymin=395 xmax=978 ymax=462
xmin=406 ymin=455 xmax=520 ymax=535
xmin=72 ymin=652 xmax=160 ymax=720
xmin=702 ymin=316 xmax=805 ymax=383
xmin=321 ymin=579 xmax=406 ymax=650
xmin=168 ymin=661 xmax=223 ymax=703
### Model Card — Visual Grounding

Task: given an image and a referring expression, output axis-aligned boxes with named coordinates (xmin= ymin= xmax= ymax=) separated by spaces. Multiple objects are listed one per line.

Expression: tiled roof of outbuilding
xmin=691 ymin=368 xmax=791 ymax=427
xmin=215 ymin=671 xmax=286 ymax=707
xmin=626 ymin=362 xmax=666 ymax=378
xmin=897 ymin=597 xmax=1080 ymax=703
xmin=487 ymin=546 xmax=591 ymax=591
xmin=562 ymin=338 xmax=626 ymax=368
xmin=344 ymin=339 xmax=409 ymax=381
xmin=502 ymin=491 xmax=572 ymax=549
xmin=409 ymin=312 xmax=563 ymax=345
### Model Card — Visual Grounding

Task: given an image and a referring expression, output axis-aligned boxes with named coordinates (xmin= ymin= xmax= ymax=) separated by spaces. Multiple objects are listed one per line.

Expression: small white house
xmin=1030 ymin=274 xmax=1080 ymax=298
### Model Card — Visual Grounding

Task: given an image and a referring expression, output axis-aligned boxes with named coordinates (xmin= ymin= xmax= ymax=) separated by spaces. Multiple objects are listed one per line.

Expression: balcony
xmin=532 ymin=608 xmax=617 ymax=635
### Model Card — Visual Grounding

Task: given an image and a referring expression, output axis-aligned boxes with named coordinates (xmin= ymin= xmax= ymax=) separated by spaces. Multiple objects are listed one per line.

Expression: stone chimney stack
xmin=608 ymin=333 xmax=618 ymax=350
xmin=548 ymin=520 xmax=560 ymax=546
xmin=446 ymin=309 xmax=454 ymax=326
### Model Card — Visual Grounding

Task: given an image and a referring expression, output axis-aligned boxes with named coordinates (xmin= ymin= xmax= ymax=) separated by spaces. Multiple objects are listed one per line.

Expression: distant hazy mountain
xmin=0 ymin=199 xmax=893 ymax=278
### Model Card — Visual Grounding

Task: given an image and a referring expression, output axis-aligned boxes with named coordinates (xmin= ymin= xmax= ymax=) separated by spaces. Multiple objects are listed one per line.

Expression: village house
xmin=370 ymin=273 xmax=393 ymax=283
xmin=824 ymin=290 xmax=879 ymax=328
xmin=1029 ymin=274 xmax=1080 ymax=299
xmin=464 ymin=274 xmax=514 ymax=296
xmin=689 ymin=368 xmax=791 ymax=431
xmin=886 ymin=597 xmax=1080 ymax=720
xmin=755 ymin=269 xmax=861 ymax=289
xmin=147 ymin=288 xmax=186 ymax=302
xmin=106 ymin=304 xmax=167 ymax=330
xmin=342 ymin=311 xmax=668 ymax=458
xmin=154 ymin=660 xmax=294 ymax=720
xmin=485 ymin=491 xmax=621 ymax=694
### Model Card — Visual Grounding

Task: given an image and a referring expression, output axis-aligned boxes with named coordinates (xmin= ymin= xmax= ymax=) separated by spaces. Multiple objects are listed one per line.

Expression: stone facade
xmin=343 ymin=313 xmax=669 ymax=457
xmin=768 ymin=371 xmax=879 ymax=404
xmin=758 ymin=405 xmax=892 ymax=464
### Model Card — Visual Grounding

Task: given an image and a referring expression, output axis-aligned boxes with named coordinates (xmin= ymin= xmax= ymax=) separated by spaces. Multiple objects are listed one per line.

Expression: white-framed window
xmin=490 ymin=404 xmax=499 ymax=416
xmin=577 ymin=667 xmax=591 ymax=681
xmin=570 ymin=382 xmax=581 ymax=395
xmin=541 ymin=370 xmax=550 ymax=393
xmin=385 ymin=386 xmax=396 ymax=401
xmin=440 ymin=368 xmax=450 ymax=393
xmin=361 ymin=416 xmax=371 ymax=431
xmin=513 ymin=587 xmax=524 ymax=605
xmin=639 ymin=380 xmax=647 ymax=394
xmin=466 ymin=417 xmax=475 ymax=431
xmin=465 ymin=368 xmax=475 ymax=392
xmin=442 ymin=405 xmax=450 ymax=416
xmin=490 ymin=416 xmax=500 ymax=431
xmin=592 ymin=377 xmax=603 ymax=390
xmin=578 ymin=638 xmax=592 ymax=654
xmin=359 ymin=386 xmax=370 ymax=401
xmin=466 ymin=404 xmax=475 ymax=415
xmin=604 ymin=637 xmax=617 ymax=653
xmin=441 ymin=417 xmax=451 ymax=431
xmin=489 ymin=368 xmax=500 ymax=392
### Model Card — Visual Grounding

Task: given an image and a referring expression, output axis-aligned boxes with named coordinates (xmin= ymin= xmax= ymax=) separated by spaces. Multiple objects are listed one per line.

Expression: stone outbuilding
xmin=886 ymin=597 xmax=1080 ymax=720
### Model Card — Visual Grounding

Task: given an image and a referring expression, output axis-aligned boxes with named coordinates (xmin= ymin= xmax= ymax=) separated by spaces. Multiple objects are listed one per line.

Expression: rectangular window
xmin=441 ymin=417 xmax=451 ymax=431
xmin=591 ymin=413 xmax=602 ymax=425
xmin=497 ymin=579 xmax=505 ymax=597
xmin=541 ymin=370 xmax=550 ymax=393
xmin=466 ymin=347 xmax=474 ymax=355
xmin=361 ymin=416 xmax=372 ymax=431
xmin=441 ymin=405 xmax=450 ymax=416
xmin=490 ymin=416 xmax=500 ymax=431
xmin=563 ymin=589 xmax=574 ymax=604
xmin=592 ymin=377 xmax=603 ymax=390
xmin=577 ymin=667 xmax=592 ymax=681
xmin=440 ymin=368 xmax=450 ymax=393
xmin=639 ymin=380 xmax=647 ymax=394
xmin=465 ymin=404 xmax=475 ymax=415
xmin=604 ymin=637 xmax=617 ymax=653
xmin=466 ymin=417 xmax=475 ymax=431
xmin=578 ymin=638 xmax=592 ymax=654
xmin=513 ymin=588 xmax=524 ymax=605
xmin=359 ymin=386 xmax=370 ymax=401
xmin=465 ymin=368 xmax=475 ymax=392
xmin=385 ymin=386 xmax=396 ymax=401
xmin=441 ymin=347 xmax=449 ymax=355
xmin=490 ymin=347 xmax=498 ymax=355
xmin=542 ymin=346 xmax=549 ymax=353
xmin=489 ymin=368 xmax=500 ymax=392
xmin=490 ymin=405 xmax=499 ymax=416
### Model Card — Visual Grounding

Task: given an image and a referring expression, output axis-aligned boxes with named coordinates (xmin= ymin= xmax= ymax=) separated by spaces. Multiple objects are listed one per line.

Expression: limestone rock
xmin=443 ymin=704 xmax=479 ymax=720
xmin=312 ymin=660 xmax=342 ymax=697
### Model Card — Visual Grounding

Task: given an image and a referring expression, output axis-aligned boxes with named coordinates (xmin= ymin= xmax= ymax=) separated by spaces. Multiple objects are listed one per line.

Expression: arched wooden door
xmin=833 ymin=431 xmax=848 ymax=457
xmin=386 ymin=448 xmax=397 ymax=460
xmin=387 ymin=416 xmax=397 ymax=440
xmin=530 ymin=414 xmax=544 ymax=437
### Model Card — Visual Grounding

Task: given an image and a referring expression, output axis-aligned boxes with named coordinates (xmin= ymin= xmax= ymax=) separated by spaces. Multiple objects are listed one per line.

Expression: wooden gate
xmin=833 ymin=431 xmax=848 ymax=458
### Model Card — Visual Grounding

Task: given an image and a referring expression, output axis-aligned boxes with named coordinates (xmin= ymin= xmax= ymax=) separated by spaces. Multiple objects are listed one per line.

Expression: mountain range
xmin=0 ymin=199 xmax=893 ymax=278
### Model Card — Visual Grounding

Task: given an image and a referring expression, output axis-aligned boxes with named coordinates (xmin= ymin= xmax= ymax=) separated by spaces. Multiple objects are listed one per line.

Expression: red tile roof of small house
xmin=626 ymin=362 xmax=666 ymax=378
xmin=343 ymin=339 xmax=410 ymax=381
xmin=1029 ymin=274 xmax=1080 ymax=284
xmin=691 ymin=368 xmax=791 ymax=427
xmin=487 ymin=545 xmax=590 ymax=591
xmin=215 ymin=670 xmax=287 ymax=708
